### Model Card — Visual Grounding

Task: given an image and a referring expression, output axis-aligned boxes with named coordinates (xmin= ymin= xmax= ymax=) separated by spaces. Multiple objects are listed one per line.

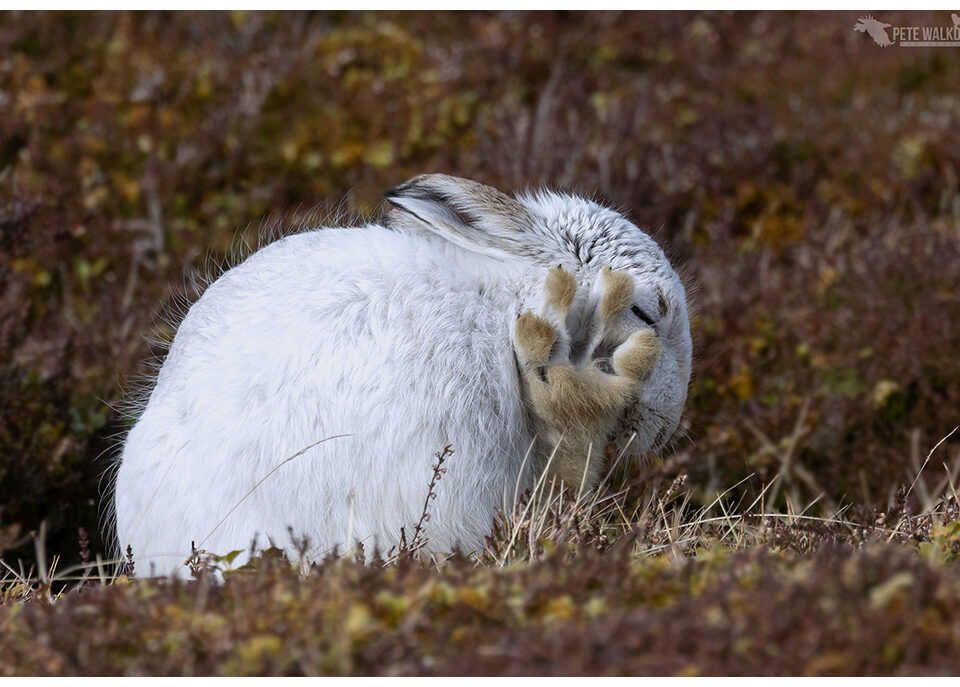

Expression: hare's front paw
xmin=514 ymin=266 xmax=660 ymax=489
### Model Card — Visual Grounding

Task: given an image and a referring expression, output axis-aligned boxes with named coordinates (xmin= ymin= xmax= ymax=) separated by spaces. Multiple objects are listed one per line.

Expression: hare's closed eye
xmin=631 ymin=305 xmax=656 ymax=328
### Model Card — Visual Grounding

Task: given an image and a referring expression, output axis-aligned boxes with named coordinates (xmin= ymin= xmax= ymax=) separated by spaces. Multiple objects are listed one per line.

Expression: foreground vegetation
xmin=4 ymin=467 xmax=960 ymax=675
xmin=1 ymin=10 xmax=959 ymax=675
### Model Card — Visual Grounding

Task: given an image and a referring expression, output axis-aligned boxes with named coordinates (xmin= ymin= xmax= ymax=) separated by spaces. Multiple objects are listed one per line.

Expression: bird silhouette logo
xmin=952 ymin=12 xmax=960 ymax=27
xmin=853 ymin=15 xmax=894 ymax=46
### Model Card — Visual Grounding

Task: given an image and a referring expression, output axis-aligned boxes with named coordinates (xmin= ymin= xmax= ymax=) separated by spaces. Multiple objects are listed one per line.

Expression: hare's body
xmin=115 ymin=175 xmax=692 ymax=576
xmin=116 ymin=227 xmax=535 ymax=574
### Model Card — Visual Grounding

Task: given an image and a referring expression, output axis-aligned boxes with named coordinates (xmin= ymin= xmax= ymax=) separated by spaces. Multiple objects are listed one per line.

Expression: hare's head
xmin=385 ymin=174 xmax=692 ymax=455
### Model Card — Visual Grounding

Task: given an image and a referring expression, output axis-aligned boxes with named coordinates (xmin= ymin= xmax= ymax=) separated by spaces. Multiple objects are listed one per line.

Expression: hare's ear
xmin=384 ymin=174 xmax=538 ymax=260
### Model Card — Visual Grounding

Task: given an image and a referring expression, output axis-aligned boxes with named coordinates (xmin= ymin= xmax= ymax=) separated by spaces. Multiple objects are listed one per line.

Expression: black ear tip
xmin=385 ymin=174 xmax=438 ymax=200
xmin=385 ymin=181 xmax=421 ymax=202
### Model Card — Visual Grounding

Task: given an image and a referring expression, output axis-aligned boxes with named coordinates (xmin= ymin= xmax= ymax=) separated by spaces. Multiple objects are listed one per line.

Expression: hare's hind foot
xmin=545 ymin=263 xmax=577 ymax=313
xmin=598 ymin=265 xmax=634 ymax=321
xmin=513 ymin=265 xmax=660 ymax=490
xmin=514 ymin=311 xmax=557 ymax=368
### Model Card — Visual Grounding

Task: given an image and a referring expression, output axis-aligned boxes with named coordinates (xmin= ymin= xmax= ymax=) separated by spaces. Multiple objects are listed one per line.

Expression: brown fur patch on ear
xmin=545 ymin=265 xmax=577 ymax=314
xmin=657 ymin=287 xmax=669 ymax=317
xmin=515 ymin=312 xmax=557 ymax=364
xmin=614 ymin=330 xmax=660 ymax=379
xmin=600 ymin=266 xmax=635 ymax=320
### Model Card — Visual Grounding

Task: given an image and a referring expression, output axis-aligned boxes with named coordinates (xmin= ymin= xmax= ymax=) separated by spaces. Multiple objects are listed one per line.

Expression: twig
xmin=198 ymin=434 xmax=351 ymax=548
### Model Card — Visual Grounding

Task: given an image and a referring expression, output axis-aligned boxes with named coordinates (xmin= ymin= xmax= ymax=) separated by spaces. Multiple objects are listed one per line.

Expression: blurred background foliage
xmin=0 ymin=10 xmax=958 ymax=567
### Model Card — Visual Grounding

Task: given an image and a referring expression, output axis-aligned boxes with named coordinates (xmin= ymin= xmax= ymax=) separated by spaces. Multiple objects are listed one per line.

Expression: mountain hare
xmin=114 ymin=174 xmax=692 ymax=576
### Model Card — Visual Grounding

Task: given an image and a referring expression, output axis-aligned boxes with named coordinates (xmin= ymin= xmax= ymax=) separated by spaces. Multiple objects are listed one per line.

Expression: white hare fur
xmin=114 ymin=174 xmax=692 ymax=577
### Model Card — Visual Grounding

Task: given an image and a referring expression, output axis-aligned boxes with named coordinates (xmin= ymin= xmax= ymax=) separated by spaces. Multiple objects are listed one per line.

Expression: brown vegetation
xmin=1 ymin=10 xmax=959 ymax=675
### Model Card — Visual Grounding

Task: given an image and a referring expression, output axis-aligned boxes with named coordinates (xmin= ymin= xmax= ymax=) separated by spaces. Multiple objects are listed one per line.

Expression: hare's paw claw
xmin=613 ymin=329 xmax=660 ymax=380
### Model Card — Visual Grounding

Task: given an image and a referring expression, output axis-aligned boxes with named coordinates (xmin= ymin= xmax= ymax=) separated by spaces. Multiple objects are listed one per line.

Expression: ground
xmin=1 ymin=10 xmax=959 ymax=676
